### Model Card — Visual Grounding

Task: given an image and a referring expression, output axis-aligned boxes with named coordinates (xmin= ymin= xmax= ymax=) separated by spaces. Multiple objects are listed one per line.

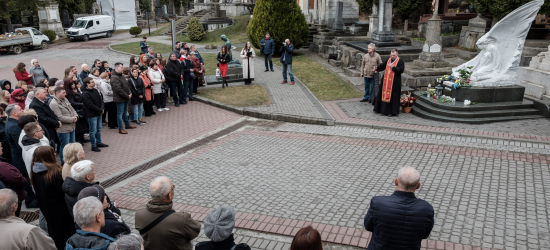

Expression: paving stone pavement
xmin=104 ymin=122 xmax=548 ymax=250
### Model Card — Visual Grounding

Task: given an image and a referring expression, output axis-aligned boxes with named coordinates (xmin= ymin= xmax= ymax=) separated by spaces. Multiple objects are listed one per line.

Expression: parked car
xmin=67 ymin=15 xmax=115 ymax=41
xmin=0 ymin=27 xmax=50 ymax=54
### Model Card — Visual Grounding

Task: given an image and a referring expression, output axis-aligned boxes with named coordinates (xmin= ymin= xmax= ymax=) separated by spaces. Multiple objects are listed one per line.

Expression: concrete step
xmin=412 ymin=107 xmax=545 ymax=124
xmin=343 ymin=67 xmax=361 ymax=77
xmin=414 ymin=98 xmax=542 ymax=118
xmin=412 ymin=91 xmax=537 ymax=111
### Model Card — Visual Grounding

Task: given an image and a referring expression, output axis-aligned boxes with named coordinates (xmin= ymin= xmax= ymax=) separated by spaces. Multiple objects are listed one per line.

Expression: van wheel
xmin=13 ymin=46 xmax=22 ymax=54
xmin=106 ymin=32 xmax=112 ymax=38
xmin=41 ymin=42 xmax=49 ymax=49
xmin=83 ymin=35 xmax=89 ymax=41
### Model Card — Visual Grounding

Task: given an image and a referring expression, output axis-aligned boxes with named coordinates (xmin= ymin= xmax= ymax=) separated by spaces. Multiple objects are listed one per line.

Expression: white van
xmin=67 ymin=15 xmax=115 ymax=41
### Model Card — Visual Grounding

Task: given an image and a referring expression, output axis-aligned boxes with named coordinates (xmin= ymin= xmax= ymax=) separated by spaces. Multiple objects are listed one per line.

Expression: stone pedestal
xmin=516 ymin=46 xmax=550 ymax=99
xmin=368 ymin=3 xmax=378 ymax=37
xmin=38 ymin=2 xmax=63 ymax=37
xmin=458 ymin=14 xmax=491 ymax=50
xmin=415 ymin=16 xmax=449 ymax=68
xmin=372 ymin=0 xmax=395 ymax=42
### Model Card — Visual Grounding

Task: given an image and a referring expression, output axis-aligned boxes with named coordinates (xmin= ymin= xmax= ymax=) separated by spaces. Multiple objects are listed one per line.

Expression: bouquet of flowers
xmin=400 ymin=91 xmax=417 ymax=107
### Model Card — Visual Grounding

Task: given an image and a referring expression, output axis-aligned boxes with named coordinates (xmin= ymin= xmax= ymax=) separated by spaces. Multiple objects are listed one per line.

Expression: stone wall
xmin=194 ymin=3 xmax=253 ymax=16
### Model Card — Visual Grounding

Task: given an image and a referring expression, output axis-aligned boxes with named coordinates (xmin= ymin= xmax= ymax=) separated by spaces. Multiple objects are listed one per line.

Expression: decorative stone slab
xmin=443 ymin=85 xmax=526 ymax=102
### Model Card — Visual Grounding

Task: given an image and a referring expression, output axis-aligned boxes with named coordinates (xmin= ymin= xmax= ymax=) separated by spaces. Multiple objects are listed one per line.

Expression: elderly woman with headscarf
xmin=29 ymin=59 xmax=49 ymax=86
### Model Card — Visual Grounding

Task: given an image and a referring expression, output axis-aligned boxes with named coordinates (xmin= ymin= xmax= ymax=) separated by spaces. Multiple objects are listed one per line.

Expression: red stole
xmin=381 ymin=57 xmax=400 ymax=103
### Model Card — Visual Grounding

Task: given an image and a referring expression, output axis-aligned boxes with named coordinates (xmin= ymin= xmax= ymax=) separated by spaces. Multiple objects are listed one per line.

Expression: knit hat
xmin=139 ymin=65 xmax=148 ymax=72
xmin=11 ymin=88 xmax=24 ymax=97
xmin=55 ymin=80 xmax=64 ymax=87
xmin=204 ymin=206 xmax=235 ymax=242
xmin=77 ymin=184 xmax=106 ymax=203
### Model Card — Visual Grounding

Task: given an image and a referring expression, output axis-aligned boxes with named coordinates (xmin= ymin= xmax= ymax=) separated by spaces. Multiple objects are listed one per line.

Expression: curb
xmin=194 ymin=96 xmax=335 ymax=126
xmin=108 ymin=44 xmax=139 ymax=57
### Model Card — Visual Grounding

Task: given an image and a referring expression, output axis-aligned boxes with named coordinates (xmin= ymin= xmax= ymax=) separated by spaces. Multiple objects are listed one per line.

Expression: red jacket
xmin=0 ymin=159 xmax=27 ymax=200
xmin=14 ymin=71 xmax=33 ymax=85
xmin=9 ymin=96 xmax=26 ymax=110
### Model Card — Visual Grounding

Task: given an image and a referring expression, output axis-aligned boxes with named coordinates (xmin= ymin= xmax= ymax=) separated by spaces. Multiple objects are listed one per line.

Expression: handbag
xmin=190 ymin=72 xmax=195 ymax=79
xmin=161 ymin=82 xmax=169 ymax=93
xmin=260 ymin=46 xmax=264 ymax=55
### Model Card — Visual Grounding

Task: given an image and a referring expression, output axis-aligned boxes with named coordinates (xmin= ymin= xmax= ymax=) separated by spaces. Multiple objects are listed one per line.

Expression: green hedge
xmin=42 ymin=30 xmax=56 ymax=42
xmin=129 ymin=26 xmax=142 ymax=36
xmin=187 ymin=17 xmax=206 ymax=41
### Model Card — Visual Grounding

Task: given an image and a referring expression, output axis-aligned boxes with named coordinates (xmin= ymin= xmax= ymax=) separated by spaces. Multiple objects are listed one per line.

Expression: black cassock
xmin=373 ymin=58 xmax=405 ymax=116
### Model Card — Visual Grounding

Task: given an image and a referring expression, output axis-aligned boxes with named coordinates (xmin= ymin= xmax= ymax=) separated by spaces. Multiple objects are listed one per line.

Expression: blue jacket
xmin=140 ymin=41 xmax=148 ymax=53
xmin=180 ymin=58 xmax=194 ymax=82
xmin=65 ymin=230 xmax=115 ymax=250
xmin=5 ymin=118 xmax=24 ymax=175
xmin=364 ymin=191 xmax=434 ymax=250
xmin=79 ymin=70 xmax=89 ymax=82
xmin=260 ymin=37 xmax=275 ymax=55
xmin=195 ymin=51 xmax=204 ymax=64
xmin=280 ymin=44 xmax=294 ymax=64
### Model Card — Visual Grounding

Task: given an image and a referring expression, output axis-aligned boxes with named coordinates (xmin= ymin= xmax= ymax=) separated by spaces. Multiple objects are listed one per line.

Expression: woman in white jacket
xmin=240 ymin=41 xmax=256 ymax=85
xmin=148 ymin=62 xmax=168 ymax=112
xmin=98 ymin=72 xmax=117 ymax=129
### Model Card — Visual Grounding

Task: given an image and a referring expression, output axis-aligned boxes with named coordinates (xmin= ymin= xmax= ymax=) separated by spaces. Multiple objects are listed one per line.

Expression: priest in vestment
xmin=373 ymin=49 xmax=405 ymax=117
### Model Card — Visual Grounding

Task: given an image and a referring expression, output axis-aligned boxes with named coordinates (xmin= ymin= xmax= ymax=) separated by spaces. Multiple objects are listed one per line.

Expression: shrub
xmin=187 ymin=17 xmax=206 ymax=41
xmin=42 ymin=30 xmax=56 ymax=41
xmin=129 ymin=26 xmax=142 ymax=36
xmin=246 ymin=0 xmax=309 ymax=53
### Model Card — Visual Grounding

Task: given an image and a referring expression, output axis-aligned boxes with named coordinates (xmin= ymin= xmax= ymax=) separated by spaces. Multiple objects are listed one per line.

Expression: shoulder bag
xmin=138 ymin=210 xmax=175 ymax=235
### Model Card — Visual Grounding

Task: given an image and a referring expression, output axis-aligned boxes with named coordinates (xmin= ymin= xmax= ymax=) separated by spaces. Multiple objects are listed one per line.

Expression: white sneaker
xmin=163 ymin=108 xmax=169 ymax=111
xmin=157 ymin=108 xmax=163 ymax=112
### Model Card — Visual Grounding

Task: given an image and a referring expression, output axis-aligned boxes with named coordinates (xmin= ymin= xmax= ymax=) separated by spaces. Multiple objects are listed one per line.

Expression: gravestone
xmin=38 ymin=1 xmax=64 ymax=37
xmin=332 ymin=1 xmax=344 ymax=31
xmin=61 ymin=10 xmax=70 ymax=28
xmin=458 ymin=14 xmax=491 ymax=50
xmin=517 ymin=45 xmax=550 ymax=99
xmin=415 ymin=0 xmax=449 ymax=68
xmin=372 ymin=0 xmax=395 ymax=43
xmin=368 ymin=3 xmax=378 ymax=37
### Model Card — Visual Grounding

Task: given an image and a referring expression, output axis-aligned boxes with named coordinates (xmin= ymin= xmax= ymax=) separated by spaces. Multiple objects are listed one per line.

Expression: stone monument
xmin=516 ymin=46 xmax=550 ymax=99
xmin=457 ymin=14 xmax=491 ymax=50
xmin=332 ymin=2 xmax=344 ymax=32
xmin=367 ymin=3 xmax=378 ymax=37
xmin=38 ymin=0 xmax=64 ymax=37
xmin=371 ymin=0 xmax=397 ymax=45
xmin=415 ymin=0 xmax=449 ymax=68
xmin=452 ymin=0 xmax=544 ymax=87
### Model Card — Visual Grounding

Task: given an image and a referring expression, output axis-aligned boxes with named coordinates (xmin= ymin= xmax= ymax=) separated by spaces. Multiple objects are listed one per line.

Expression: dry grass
xmin=199 ymin=84 xmax=270 ymax=107
xmin=273 ymin=53 xmax=363 ymax=101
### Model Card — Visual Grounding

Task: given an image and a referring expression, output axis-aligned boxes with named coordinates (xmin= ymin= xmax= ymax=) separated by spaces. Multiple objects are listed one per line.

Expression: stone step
xmin=412 ymin=91 xmax=537 ymax=111
xmin=542 ymin=95 xmax=550 ymax=101
xmin=412 ymin=105 xmax=544 ymax=124
xmin=343 ymin=67 xmax=361 ymax=77
xmin=413 ymin=98 xmax=541 ymax=119
xmin=518 ymin=80 xmax=546 ymax=99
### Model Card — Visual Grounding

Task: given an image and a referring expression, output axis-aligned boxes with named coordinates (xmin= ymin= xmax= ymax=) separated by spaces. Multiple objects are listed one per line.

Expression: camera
xmin=283 ymin=42 xmax=287 ymax=46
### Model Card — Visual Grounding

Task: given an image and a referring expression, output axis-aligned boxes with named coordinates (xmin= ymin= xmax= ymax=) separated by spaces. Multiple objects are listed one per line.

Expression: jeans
xmin=133 ymin=102 xmax=144 ymax=121
xmin=364 ymin=77 xmax=374 ymax=99
xmin=282 ymin=63 xmax=294 ymax=82
xmin=264 ymin=53 xmax=273 ymax=70
xmin=116 ymin=102 xmax=130 ymax=130
xmin=87 ymin=115 xmax=103 ymax=147
xmin=57 ymin=131 xmax=75 ymax=164
xmin=183 ymin=79 xmax=193 ymax=99
xmin=169 ymin=81 xmax=184 ymax=104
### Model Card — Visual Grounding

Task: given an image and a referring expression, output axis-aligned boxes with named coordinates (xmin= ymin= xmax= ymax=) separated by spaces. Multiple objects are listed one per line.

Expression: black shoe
xmin=175 ymin=103 xmax=180 ymax=107
xmin=91 ymin=147 xmax=101 ymax=152
xmin=360 ymin=99 xmax=368 ymax=102
xmin=264 ymin=69 xmax=269 ymax=72
xmin=271 ymin=69 xmax=274 ymax=72
xmin=189 ymin=97 xmax=196 ymax=101
xmin=152 ymin=112 xmax=157 ymax=115
xmin=388 ymin=114 xmax=393 ymax=117
xmin=182 ymin=101 xmax=188 ymax=104
xmin=82 ymin=139 xmax=90 ymax=143
xmin=222 ymin=84 xmax=225 ymax=89
xmin=97 ymin=143 xmax=109 ymax=148
xmin=25 ymin=200 xmax=39 ymax=208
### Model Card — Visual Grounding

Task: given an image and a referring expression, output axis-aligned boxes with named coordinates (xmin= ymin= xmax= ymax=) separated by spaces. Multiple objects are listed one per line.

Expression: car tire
xmin=13 ymin=46 xmax=22 ymax=54
xmin=106 ymin=32 xmax=112 ymax=38
xmin=41 ymin=41 xmax=48 ymax=49
xmin=83 ymin=35 xmax=89 ymax=41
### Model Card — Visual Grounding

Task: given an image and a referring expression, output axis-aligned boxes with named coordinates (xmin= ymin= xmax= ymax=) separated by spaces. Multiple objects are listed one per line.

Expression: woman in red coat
xmin=8 ymin=88 xmax=26 ymax=110
xmin=13 ymin=63 xmax=34 ymax=86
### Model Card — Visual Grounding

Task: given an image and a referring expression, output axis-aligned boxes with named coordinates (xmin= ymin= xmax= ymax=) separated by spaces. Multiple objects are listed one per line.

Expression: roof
xmin=76 ymin=15 xmax=113 ymax=20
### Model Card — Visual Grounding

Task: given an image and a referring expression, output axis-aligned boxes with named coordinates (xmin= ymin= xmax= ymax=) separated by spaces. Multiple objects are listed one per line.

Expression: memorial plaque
xmin=430 ymin=44 xmax=441 ymax=53
xmin=49 ymin=10 xmax=57 ymax=20
xmin=423 ymin=43 xmax=429 ymax=52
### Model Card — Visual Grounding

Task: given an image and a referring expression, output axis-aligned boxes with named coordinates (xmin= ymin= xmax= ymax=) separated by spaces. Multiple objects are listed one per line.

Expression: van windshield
xmin=72 ymin=20 xmax=87 ymax=28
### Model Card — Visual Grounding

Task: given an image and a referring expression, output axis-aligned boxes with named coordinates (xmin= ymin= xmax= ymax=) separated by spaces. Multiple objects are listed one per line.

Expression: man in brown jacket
xmin=0 ymin=189 xmax=57 ymax=250
xmin=135 ymin=176 xmax=201 ymax=250
xmin=49 ymin=86 xmax=78 ymax=164
xmin=360 ymin=43 xmax=383 ymax=103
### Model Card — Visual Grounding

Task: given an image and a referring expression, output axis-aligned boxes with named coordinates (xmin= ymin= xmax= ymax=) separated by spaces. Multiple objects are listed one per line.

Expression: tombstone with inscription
xmin=38 ymin=0 xmax=64 ymax=37
xmin=458 ymin=14 xmax=491 ymax=50
xmin=414 ymin=0 xmax=449 ymax=68
xmin=368 ymin=3 xmax=378 ymax=37
xmin=332 ymin=2 xmax=344 ymax=32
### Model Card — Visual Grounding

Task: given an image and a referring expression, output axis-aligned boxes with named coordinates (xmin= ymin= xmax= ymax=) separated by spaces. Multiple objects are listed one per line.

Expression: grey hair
xmin=71 ymin=160 xmax=94 ymax=182
xmin=31 ymin=59 xmax=38 ymax=65
xmin=33 ymin=87 xmax=45 ymax=95
xmin=73 ymin=196 xmax=103 ymax=228
xmin=149 ymin=176 xmax=172 ymax=201
xmin=5 ymin=104 xmax=19 ymax=117
xmin=397 ymin=166 xmax=421 ymax=191
xmin=0 ymin=189 xmax=18 ymax=219
xmin=108 ymin=234 xmax=144 ymax=250
xmin=81 ymin=64 xmax=88 ymax=69
xmin=148 ymin=47 xmax=153 ymax=52
xmin=367 ymin=43 xmax=376 ymax=51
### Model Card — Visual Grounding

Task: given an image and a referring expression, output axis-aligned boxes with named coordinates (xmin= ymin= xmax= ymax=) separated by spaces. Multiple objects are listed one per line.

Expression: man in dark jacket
xmin=136 ymin=176 xmax=200 ymax=250
xmin=110 ymin=63 xmax=136 ymax=134
xmin=260 ymin=33 xmax=275 ymax=72
xmin=280 ymin=39 xmax=295 ymax=85
xmin=81 ymin=77 xmax=108 ymax=152
xmin=181 ymin=56 xmax=195 ymax=103
xmin=364 ymin=166 xmax=434 ymax=250
xmin=166 ymin=53 xmax=184 ymax=106
xmin=173 ymin=41 xmax=182 ymax=59
xmin=29 ymin=87 xmax=61 ymax=146
xmin=5 ymin=104 xmax=37 ymax=208
xmin=65 ymin=197 xmax=115 ymax=250
xmin=140 ymin=37 xmax=149 ymax=54
xmin=80 ymin=64 xmax=90 ymax=80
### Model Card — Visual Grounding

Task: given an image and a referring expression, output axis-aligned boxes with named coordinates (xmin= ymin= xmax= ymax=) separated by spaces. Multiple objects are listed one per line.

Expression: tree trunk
xmin=2 ymin=0 xmax=13 ymax=33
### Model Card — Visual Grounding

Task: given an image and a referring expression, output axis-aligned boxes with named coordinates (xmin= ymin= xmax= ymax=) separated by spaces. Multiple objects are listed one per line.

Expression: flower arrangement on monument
xmin=453 ymin=66 xmax=474 ymax=89
xmin=400 ymin=91 xmax=417 ymax=113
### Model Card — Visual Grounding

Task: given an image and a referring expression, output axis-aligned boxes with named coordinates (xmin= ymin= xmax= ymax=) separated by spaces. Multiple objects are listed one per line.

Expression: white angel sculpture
xmin=452 ymin=0 xmax=544 ymax=87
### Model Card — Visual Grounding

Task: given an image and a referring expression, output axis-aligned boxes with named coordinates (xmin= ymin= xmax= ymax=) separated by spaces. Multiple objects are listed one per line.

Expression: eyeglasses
xmin=35 ymin=129 xmax=44 ymax=134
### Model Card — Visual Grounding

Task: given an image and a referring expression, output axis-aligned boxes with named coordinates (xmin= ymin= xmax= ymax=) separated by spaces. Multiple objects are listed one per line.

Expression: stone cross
xmin=332 ymin=1 xmax=344 ymax=30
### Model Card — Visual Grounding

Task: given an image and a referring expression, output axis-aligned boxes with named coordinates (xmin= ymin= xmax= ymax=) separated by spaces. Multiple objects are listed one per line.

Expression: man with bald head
xmin=135 ymin=176 xmax=200 ymax=250
xmin=363 ymin=166 xmax=434 ymax=250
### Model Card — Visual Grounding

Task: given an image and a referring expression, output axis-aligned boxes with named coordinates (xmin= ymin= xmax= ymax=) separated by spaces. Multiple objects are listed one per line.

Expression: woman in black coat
xmin=128 ymin=68 xmax=146 ymax=125
xmin=30 ymin=146 xmax=76 ymax=249
xmin=65 ymin=80 xmax=89 ymax=143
